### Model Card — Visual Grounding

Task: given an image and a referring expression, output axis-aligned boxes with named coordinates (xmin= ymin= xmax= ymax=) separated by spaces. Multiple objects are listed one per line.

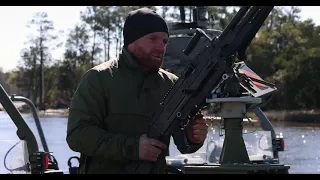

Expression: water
xmin=0 ymin=111 xmax=320 ymax=174
xmin=0 ymin=112 xmax=77 ymax=174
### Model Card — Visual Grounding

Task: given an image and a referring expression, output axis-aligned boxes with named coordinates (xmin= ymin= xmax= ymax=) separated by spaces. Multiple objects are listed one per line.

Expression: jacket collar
xmin=119 ymin=47 xmax=163 ymax=79
xmin=120 ymin=47 xmax=143 ymax=72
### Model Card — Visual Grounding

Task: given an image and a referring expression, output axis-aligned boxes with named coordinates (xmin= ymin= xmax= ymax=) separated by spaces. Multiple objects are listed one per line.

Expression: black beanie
xmin=123 ymin=7 xmax=169 ymax=47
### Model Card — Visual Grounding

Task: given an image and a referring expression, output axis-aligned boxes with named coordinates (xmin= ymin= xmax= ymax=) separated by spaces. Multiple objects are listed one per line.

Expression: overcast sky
xmin=0 ymin=6 xmax=319 ymax=72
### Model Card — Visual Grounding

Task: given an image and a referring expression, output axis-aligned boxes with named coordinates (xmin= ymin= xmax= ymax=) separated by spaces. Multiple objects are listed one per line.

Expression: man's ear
xmin=127 ymin=43 xmax=135 ymax=53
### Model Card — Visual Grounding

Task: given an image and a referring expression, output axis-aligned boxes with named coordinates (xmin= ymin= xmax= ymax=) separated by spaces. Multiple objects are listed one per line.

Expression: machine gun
xmin=124 ymin=6 xmax=277 ymax=174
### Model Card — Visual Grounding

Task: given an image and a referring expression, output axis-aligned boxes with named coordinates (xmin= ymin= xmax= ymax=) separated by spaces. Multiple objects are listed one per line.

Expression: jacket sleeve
xmin=66 ymin=69 xmax=140 ymax=161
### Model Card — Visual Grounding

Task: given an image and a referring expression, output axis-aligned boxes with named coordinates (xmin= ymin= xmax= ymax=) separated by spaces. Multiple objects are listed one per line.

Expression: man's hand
xmin=187 ymin=112 xmax=208 ymax=144
xmin=139 ymin=134 xmax=167 ymax=162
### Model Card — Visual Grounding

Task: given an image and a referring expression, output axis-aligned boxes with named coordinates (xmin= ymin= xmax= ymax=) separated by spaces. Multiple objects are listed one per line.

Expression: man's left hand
xmin=186 ymin=113 xmax=208 ymax=144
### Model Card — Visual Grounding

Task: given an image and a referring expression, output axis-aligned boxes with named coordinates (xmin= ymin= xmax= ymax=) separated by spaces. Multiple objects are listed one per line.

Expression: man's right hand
xmin=139 ymin=134 xmax=167 ymax=161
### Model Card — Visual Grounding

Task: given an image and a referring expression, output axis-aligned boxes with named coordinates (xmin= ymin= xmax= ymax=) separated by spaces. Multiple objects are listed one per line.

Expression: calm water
xmin=0 ymin=111 xmax=320 ymax=174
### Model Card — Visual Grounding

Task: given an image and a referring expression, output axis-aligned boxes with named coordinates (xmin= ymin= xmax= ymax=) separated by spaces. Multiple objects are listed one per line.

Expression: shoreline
xmin=37 ymin=109 xmax=69 ymax=117
xmin=1 ymin=108 xmax=320 ymax=123
xmin=0 ymin=108 xmax=69 ymax=118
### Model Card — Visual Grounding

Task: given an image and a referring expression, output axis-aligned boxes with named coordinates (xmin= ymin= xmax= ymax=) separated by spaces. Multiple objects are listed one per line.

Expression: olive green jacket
xmin=66 ymin=48 xmax=204 ymax=174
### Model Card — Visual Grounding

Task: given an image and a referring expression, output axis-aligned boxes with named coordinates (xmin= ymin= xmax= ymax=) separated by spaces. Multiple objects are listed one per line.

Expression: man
xmin=66 ymin=7 xmax=208 ymax=174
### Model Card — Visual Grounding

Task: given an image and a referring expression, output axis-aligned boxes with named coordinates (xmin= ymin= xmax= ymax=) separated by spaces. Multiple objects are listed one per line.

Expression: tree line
xmin=0 ymin=6 xmax=319 ymax=111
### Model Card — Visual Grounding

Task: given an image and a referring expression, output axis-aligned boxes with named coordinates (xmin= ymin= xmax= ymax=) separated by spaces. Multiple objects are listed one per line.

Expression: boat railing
xmin=0 ymin=84 xmax=62 ymax=174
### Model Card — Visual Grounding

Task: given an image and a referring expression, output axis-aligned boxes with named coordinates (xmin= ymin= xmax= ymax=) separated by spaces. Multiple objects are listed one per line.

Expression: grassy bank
xmin=0 ymin=105 xmax=69 ymax=118
xmin=248 ymin=110 xmax=320 ymax=123
xmin=1 ymin=105 xmax=320 ymax=123
xmin=28 ymin=109 xmax=320 ymax=123
xmin=37 ymin=109 xmax=69 ymax=117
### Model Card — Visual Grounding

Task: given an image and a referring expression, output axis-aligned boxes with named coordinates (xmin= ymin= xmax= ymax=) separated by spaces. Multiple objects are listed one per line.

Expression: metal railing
xmin=0 ymin=84 xmax=39 ymax=157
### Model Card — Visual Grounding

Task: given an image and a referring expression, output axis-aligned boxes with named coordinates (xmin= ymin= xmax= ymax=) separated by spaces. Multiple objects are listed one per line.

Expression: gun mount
xmin=179 ymin=61 xmax=289 ymax=174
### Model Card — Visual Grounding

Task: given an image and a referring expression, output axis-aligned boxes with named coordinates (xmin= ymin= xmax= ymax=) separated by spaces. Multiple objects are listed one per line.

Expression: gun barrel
xmin=218 ymin=6 xmax=251 ymax=40
xmin=218 ymin=6 xmax=273 ymax=59
xmin=237 ymin=6 xmax=274 ymax=52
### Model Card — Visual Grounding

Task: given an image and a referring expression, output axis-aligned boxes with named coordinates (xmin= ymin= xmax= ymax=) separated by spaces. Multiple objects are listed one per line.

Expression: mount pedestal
xmin=206 ymin=97 xmax=261 ymax=164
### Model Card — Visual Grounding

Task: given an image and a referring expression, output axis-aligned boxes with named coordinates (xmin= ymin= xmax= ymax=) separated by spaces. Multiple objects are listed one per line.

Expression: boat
xmin=0 ymin=6 xmax=290 ymax=174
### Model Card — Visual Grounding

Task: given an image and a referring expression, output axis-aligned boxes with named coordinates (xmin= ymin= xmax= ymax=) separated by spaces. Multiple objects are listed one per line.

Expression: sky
xmin=0 ymin=6 xmax=320 ymax=73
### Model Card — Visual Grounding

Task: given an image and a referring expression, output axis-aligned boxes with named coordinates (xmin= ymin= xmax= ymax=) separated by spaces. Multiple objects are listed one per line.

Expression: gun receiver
xmin=125 ymin=6 xmax=274 ymax=174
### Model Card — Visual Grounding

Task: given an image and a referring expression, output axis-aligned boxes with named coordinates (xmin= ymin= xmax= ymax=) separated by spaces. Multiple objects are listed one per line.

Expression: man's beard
xmin=133 ymin=46 xmax=164 ymax=72
xmin=139 ymin=55 xmax=163 ymax=72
